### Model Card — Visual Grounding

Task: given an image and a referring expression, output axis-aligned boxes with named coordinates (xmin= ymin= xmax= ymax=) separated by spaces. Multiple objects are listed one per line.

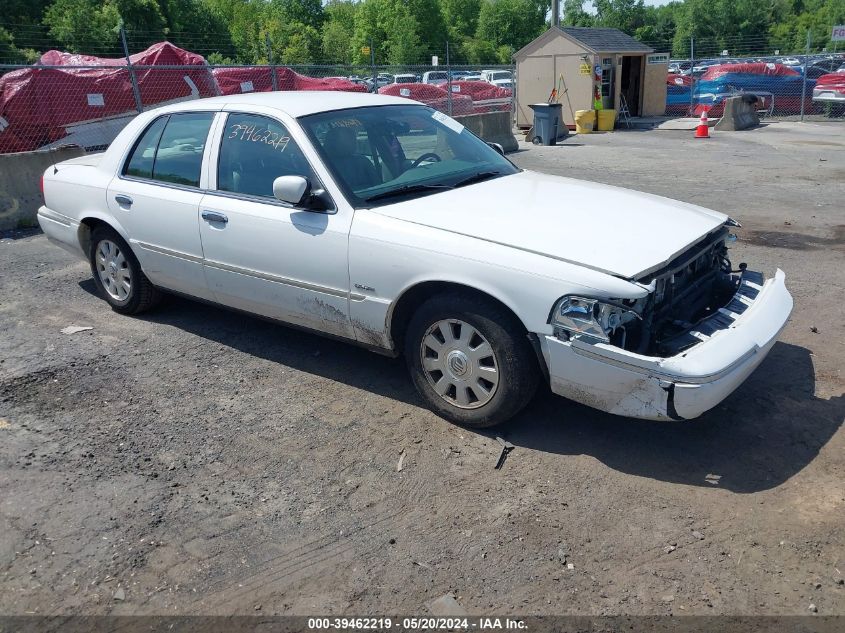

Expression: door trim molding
xmin=203 ymin=258 xmax=365 ymax=301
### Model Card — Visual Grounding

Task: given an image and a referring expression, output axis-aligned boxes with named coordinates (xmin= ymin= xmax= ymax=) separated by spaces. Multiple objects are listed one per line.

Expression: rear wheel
xmin=405 ymin=292 xmax=539 ymax=428
xmin=89 ymin=226 xmax=161 ymax=315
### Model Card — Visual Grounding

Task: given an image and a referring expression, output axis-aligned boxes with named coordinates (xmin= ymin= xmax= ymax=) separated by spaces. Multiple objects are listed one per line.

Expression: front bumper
xmin=540 ymin=269 xmax=793 ymax=420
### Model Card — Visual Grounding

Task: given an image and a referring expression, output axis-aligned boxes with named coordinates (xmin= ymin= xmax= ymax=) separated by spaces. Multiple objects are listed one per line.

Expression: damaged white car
xmin=37 ymin=93 xmax=793 ymax=427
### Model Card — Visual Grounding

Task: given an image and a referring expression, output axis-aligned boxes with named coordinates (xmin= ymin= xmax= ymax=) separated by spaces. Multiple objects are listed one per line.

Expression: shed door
xmin=621 ymin=56 xmax=643 ymax=116
xmin=518 ymin=56 xmax=553 ymax=127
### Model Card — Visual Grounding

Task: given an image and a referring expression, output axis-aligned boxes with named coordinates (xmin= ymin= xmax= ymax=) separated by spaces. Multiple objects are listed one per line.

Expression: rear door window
xmin=124 ymin=116 xmax=167 ymax=180
xmin=151 ymin=113 xmax=215 ymax=187
xmin=123 ymin=112 xmax=214 ymax=187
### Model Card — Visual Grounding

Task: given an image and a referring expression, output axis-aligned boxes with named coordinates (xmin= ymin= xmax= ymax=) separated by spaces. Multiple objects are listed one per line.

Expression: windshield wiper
xmin=452 ymin=171 xmax=503 ymax=188
xmin=363 ymin=183 xmax=452 ymax=203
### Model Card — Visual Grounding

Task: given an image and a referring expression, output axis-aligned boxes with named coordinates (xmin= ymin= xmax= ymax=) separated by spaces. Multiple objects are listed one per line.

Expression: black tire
xmin=404 ymin=291 xmax=539 ymax=428
xmin=89 ymin=225 xmax=161 ymax=315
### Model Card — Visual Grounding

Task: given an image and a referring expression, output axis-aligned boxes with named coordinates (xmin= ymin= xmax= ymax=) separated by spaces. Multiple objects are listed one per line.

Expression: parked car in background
xmin=422 ymin=70 xmax=449 ymax=84
xmin=481 ymin=70 xmax=513 ymax=89
xmin=668 ymin=61 xmax=691 ymax=75
xmin=393 ymin=73 xmax=419 ymax=84
xmin=813 ymin=67 xmax=845 ymax=111
xmin=36 ymin=92 xmax=792 ymax=427
xmin=691 ymin=60 xmax=721 ymax=76
xmin=375 ymin=74 xmax=394 ymax=88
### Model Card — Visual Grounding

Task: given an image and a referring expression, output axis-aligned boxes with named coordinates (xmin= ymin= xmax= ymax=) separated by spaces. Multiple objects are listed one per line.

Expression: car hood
xmin=372 ymin=170 xmax=729 ymax=279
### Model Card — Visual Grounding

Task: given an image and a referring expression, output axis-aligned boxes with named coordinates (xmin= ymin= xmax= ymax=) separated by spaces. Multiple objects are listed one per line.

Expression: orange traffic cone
xmin=695 ymin=110 xmax=710 ymax=138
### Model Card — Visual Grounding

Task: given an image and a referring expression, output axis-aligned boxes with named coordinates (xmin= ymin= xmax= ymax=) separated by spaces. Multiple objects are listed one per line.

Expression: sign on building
xmin=647 ymin=53 xmax=669 ymax=64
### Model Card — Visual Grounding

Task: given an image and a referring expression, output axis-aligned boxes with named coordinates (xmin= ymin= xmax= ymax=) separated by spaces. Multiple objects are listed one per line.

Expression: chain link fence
xmin=0 ymin=24 xmax=515 ymax=154
xmin=643 ymin=34 xmax=845 ymax=121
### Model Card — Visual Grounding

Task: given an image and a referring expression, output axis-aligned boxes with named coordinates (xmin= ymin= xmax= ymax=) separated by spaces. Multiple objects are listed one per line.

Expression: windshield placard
xmin=432 ymin=111 xmax=464 ymax=134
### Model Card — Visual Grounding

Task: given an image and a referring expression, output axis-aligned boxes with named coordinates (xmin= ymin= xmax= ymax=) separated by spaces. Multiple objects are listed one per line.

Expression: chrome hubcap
xmin=420 ymin=319 xmax=499 ymax=409
xmin=95 ymin=239 xmax=131 ymax=302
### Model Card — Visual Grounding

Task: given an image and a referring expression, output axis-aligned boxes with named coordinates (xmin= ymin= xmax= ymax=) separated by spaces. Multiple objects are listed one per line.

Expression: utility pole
xmin=800 ymin=29 xmax=811 ymax=121
xmin=552 ymin=0 xmax=559 ymax=27
xmin=370 ymin=39 xmax=376 ymax=93
xmin=266 ymin=34 xmax=278 ymax=91
xmin=689 ymin=35 xmax=695 ymax=116
xmin=446 ymin=40 xmax=452 ymax=116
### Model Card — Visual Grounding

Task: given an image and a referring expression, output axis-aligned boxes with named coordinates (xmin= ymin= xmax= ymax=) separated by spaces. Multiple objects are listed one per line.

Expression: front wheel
xmin=405 ymin=292 xmax=539 ymax=428
xmin=89 ymin=226 xmax=161 ymax=315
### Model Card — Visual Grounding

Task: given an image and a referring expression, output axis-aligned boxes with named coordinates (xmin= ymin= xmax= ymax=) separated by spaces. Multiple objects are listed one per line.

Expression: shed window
xmin=601 ymin=58 xmax=613 ymax=98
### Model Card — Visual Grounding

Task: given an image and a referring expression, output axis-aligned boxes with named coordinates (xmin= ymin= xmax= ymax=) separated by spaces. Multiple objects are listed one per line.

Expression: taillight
xmin=40 ymin=174 xmax=45 ymax=199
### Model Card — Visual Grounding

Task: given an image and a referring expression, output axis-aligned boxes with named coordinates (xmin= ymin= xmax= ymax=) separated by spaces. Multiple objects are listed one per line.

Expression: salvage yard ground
xmin=0 ymin=121 xmax=843 ymax=617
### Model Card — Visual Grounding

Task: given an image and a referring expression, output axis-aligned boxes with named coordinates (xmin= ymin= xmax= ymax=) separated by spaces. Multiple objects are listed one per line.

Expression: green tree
xmin=461 ymin=36 xmax=499 ymax=63
xmin=261 ymin=17 xmax=321 ymax=64
xmin=442 ymin=0 xmax=483 ymax=39
xmin=322 ymin=0 xmax=357 ymax=62
xmin=203 ymin=0 xmax=267 ymax=62
xmin=476 ymin=0 xmax=545 ymax=54
xmin=267 ymin=0 xmax=324 ymax=31
xmin=562 ymin=0 xmax=594 ymax=27
xmin=387 ymin=5 xmax=424 ymax=63
xmin=593 ymin=0 xmax=647 ymax=34
xmin=159 ymin=0 xmax=234 ymax=56
xmin=351 ymin=0 xmax=393 ymax=63
xmin=43 ymin=0 xmax=123 ymax=54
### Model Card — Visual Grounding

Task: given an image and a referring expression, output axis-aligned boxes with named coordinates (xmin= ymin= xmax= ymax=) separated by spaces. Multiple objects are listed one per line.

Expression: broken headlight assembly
xmin=551 ymin=296 xmax=641 ymax=344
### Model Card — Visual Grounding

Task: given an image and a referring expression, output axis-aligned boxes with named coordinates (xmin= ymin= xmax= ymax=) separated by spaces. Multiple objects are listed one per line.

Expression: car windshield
xmin=299 ymin=104 xmax=518 ymax=208
xmin=490 ymin=71 xmax=512 ymax=81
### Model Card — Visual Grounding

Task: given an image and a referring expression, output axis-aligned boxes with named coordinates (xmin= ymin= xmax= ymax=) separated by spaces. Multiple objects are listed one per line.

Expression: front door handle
xmin=202 ymin=210 xmax=228 ymax=224
xmin=115 ymin=195 xmax=133 ymax=207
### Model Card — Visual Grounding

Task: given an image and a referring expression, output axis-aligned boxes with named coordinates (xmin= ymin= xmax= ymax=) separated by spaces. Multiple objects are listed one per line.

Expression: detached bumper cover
xmin=37 ymin=206 xmax=85 ymax=259
xmin=541 ymin=269 xmax=793 ymax=420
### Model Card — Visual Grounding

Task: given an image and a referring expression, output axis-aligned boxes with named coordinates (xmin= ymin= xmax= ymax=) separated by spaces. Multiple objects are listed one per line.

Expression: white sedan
xmin=37 ymin=92 xmax=793 ymax=427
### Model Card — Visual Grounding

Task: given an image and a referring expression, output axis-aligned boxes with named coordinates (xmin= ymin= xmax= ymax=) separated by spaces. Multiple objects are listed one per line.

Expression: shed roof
xmin=556 ymin=26 xmax=653 ymax=53
xmin=515 ymin=26 xmax=654 ymax=59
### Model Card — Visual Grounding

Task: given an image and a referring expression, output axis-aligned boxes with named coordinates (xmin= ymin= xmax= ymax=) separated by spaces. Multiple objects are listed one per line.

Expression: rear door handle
xmin=202 ymin=210 xmax=228 ymax=224
xmin=115 ymin=195 xmax=133 ymax=207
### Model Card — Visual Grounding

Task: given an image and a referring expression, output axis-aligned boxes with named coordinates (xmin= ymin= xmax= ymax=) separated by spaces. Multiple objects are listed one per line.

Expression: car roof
xmin=153 ymin=91 xmax=416 ymax=118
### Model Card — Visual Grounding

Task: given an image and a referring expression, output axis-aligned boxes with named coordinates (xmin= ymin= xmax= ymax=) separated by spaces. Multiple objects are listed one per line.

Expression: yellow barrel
xmin=597 ymin=108 xmax=617 ymax=131
xmin=575 ymin=109 xmax=595 ymax=134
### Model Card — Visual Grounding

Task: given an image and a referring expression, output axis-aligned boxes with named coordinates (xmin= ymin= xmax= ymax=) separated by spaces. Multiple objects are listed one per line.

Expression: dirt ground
xmin=1 ymin=121 xmax=843 ymax=618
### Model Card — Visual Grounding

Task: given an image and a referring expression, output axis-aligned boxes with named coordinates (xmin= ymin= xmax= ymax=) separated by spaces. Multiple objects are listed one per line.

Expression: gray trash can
xmin=528 ymin=103 xmax=563 ymax=146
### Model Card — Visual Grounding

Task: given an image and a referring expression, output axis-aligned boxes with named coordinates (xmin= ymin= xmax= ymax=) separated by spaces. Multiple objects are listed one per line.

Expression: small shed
xmin=514 ymin=26 xmax=668 ymax=128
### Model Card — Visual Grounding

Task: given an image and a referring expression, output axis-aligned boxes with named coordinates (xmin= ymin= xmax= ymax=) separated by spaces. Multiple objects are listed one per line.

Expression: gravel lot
xmin=1 ymin=121 xmax=843 ymax=618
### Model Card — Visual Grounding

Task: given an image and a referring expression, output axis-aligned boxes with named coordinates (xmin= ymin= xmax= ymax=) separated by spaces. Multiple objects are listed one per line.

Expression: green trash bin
xmin=528 ymin=103 xmax=563 ymax=146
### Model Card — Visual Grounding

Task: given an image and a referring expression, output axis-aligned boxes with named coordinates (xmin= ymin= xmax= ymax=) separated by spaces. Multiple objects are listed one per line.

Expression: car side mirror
xmin=487 ymin=142 xmax=505 ymax=156
xmin=273 ymin=175 xmax=311 ymax=206
xmin=272 ymin=175 xmax=333 ymax=212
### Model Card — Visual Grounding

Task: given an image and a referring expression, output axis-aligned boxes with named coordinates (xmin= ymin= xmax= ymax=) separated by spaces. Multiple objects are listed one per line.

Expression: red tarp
xmin=378 ymin=83 xmax=474 ymax=116
xmin=0 ymin=42 xmax=217 ymax=153
xmin=815 ymin=71 xmax=845 ymax=94
xmin=213 ymin=66 xmax=368 ymax=95
xmin=275 ymin=68 xmax=368 ymax=92
xmin=450 ymin=80 xmax=512 ymax=113
xmin=700 ymin=62 xmax=801 ymax=81
xmin=213 ymin=67 xmax=275 ymax=95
